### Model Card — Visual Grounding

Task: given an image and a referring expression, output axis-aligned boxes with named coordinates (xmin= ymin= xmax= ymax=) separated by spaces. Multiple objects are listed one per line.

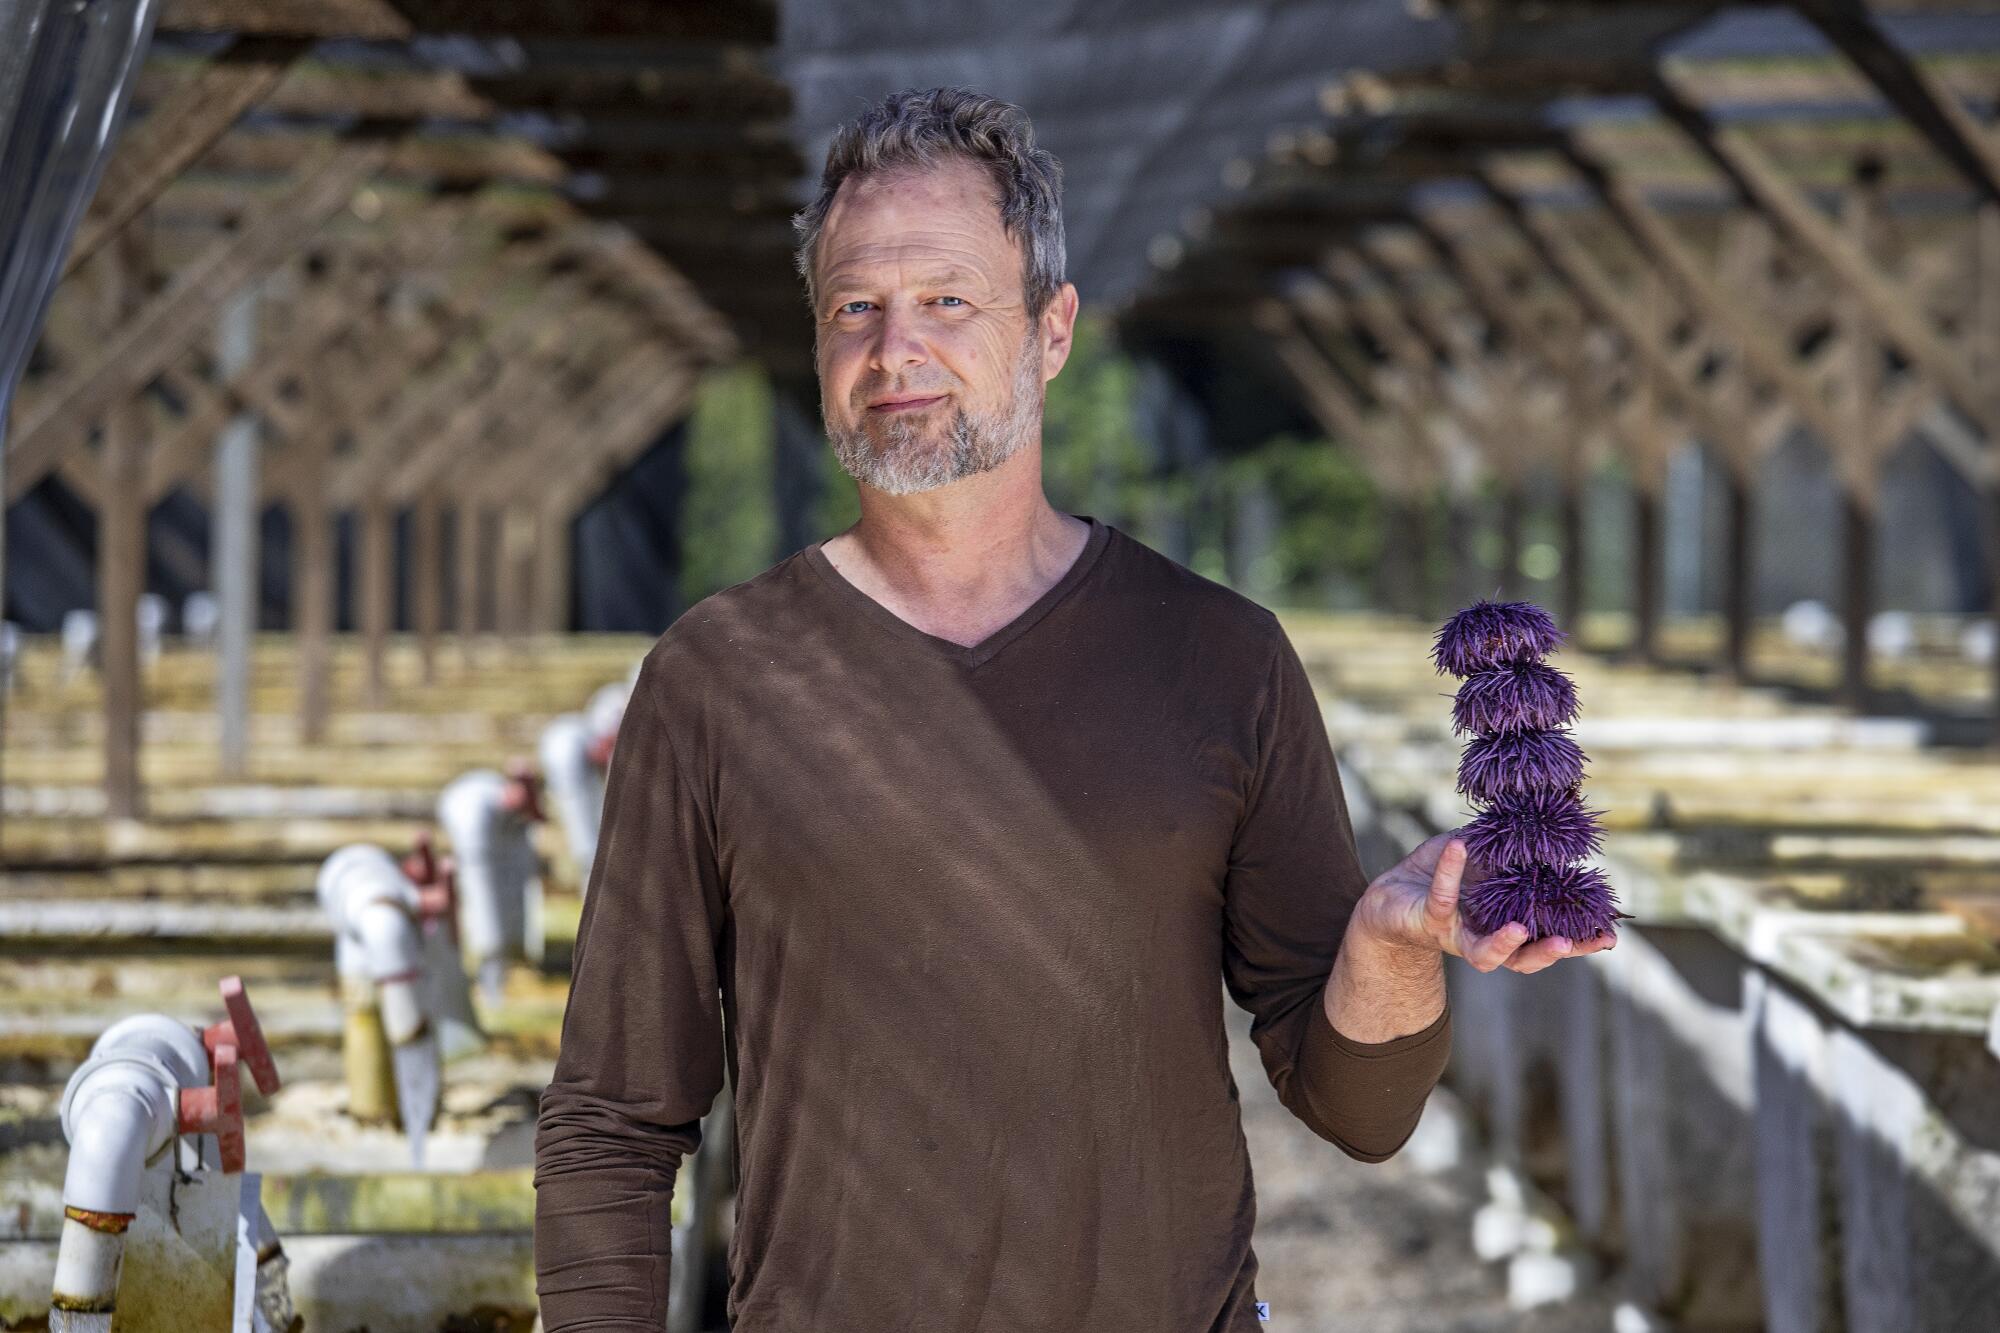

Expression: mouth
xmin=867 ymin=393 xmax=947 ymax=413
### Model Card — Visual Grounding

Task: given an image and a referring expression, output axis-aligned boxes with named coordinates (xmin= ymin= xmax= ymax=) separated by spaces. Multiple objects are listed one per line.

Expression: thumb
xmin=1424 ymin=837 xmax=1469 ymax=937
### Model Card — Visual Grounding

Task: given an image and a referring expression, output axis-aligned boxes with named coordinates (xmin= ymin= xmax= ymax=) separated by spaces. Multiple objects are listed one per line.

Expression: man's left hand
xmin=1351 ymin=829 xmax=1617 ymax=975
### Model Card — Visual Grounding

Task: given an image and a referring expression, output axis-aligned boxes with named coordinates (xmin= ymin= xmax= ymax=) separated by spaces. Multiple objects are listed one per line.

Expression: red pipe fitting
xmin=415 ymin=856 xmax=458 ymax=927
xmin=202 ymin=976 xmax=281 ymax=1098
xmin=177 ymin=1043 xmax=246 ymax=1173
xmin=399 ymin=829 xmax=439 ymax=888
xmin=501 ymin=757 xmax=546 ymax=823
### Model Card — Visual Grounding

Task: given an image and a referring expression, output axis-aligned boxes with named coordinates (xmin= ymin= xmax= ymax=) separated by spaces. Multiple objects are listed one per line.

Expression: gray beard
xmin=822 ymin=334 xmax=1045 ymax=496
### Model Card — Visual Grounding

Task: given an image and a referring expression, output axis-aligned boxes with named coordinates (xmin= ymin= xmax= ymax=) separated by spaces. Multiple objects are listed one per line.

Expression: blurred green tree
xmin=679 ymin=363 xmax=777 ymax=606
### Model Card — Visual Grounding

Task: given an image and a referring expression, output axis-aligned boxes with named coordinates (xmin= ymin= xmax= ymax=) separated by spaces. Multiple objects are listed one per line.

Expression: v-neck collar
xmin=803 ymin=514 xmax=1111 ymax=670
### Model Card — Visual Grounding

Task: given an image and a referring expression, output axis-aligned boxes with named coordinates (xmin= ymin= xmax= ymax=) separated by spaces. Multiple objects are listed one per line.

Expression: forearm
xmin=533 ymin=1095 xmax=700 ymax=1331
xmin=1278 ymin=892 xmax=1451 ymax=1162
xmin=1323 ymin=889 xmax=1447 ymax=1044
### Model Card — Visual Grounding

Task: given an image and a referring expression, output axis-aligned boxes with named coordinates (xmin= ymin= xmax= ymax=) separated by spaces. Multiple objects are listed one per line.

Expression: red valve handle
xmin=178 ymin=1043 xmax=246 ymax=1173
xmin=203 ymin=976 xmax=281 ymax=1097
xmin=400 ymin=829 xmax=438 ymax=887
xmin=416 ymin=855 xmax=458 ymax=928
xmin=502 ymin=758 xmax=546 ymax=823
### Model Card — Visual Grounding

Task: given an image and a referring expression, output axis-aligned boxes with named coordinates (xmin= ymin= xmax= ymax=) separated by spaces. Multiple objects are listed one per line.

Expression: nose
xmin=868 ymin=300 xmax=928 ymax=375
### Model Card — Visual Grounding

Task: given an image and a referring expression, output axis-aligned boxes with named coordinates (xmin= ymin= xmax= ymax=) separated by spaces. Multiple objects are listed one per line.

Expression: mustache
xmin=850 ymin=376 xmax=960 ymax=405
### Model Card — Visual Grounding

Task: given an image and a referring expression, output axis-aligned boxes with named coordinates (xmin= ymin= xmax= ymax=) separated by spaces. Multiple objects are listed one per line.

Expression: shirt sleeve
xmin=1220 ymin=620 xmax=1452 ymax=1163
xmin=533 ymin=647 xmax=729 ymax=1330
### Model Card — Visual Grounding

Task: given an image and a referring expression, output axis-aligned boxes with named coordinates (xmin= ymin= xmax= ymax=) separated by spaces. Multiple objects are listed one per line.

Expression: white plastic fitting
xmin=539 ymin=714 xmax=605 ymax=888
xmin=317 ymin=844 xmax=437 ymax=1045
xmin=182 ymin=591 xmax=221 ymax=646
xmin=135 ymin=593 xmax=167 ymax=666
xmin=53 ymin=980 xmax=279 ymax=1320
xmin=0 ymin=620 xmax=19 ymax=694
xmin=586 ymin=680 xmax=630 ymax=758
xmin=438 ymin=764 xmax=545 ymax=997
xmin=60 ymin=609 xmax=99 ymax=683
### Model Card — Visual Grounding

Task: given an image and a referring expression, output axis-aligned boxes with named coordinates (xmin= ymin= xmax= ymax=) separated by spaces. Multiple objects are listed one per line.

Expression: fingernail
xmin=1552 ymin=937 xmax=1571 ymax=953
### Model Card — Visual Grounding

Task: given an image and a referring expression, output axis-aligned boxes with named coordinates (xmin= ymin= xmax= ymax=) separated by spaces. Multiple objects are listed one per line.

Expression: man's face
xmin=811 ymin=157 xmax=1053 ymax=496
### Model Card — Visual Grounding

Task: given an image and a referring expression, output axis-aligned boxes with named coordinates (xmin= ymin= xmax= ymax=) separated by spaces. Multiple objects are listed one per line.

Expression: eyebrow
xmin=823 ymin=266 xmax=983 ymax=305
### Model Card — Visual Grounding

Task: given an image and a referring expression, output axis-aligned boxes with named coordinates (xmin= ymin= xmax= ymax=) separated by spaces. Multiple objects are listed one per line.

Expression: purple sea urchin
xmin=1464 ymin=787 xmax=1607 ymax=866
xmin=1432 ymin=597 xmax=1620 ymax=945
xmin=1429 ymin=598 xmax=1567 ymax=677
xmin=1456 ymin=729 xmax=1587 ymax=804
xmin=1450 ymin=660 xmax=1580 ymax=736
xmin=1459 ymin=862 xmax=1616 ymax=941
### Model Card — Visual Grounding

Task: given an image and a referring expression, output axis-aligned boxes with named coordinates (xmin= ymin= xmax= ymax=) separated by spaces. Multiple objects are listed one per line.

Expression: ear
xmin=1039 ymin=281 xmax=1081 ymax=382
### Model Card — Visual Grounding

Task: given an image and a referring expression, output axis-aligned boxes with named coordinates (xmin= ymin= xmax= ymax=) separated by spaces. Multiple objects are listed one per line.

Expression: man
xmin=532 ymin=86 xmax=1613 ymax=1332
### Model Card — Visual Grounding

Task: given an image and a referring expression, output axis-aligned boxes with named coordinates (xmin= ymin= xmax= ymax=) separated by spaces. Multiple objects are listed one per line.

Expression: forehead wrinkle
xmin=816 ymin=163 xmax=1024 ymax=303
xmin=819 ymin=240 xmax=1014 ymax=303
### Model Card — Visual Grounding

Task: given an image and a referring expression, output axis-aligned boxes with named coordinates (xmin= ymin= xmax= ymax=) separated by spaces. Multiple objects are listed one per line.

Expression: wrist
xmin=1350 ymin=885 xmax=1434 ymax=958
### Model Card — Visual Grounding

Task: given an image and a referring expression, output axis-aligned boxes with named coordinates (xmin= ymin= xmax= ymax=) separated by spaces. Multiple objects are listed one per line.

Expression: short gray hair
xmin=792 ymin=86 xmax=1066 ymax=321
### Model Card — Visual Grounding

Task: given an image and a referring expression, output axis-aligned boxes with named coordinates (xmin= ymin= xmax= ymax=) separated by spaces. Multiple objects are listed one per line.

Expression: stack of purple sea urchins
xmin=1430 ymin=598 xmax=1622 ymax=945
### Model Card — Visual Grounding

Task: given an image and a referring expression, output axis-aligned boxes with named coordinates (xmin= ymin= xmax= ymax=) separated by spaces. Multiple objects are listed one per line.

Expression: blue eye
xmin=838 ymin=300 xmax=873 ymax=314
xmin=934 ymin=296 xmax=965 ymax=306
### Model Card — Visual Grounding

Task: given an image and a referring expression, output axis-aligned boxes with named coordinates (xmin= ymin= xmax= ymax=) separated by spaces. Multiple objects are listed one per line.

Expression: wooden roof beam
xmin=65 ymin=36 xmax=312 ymax=279
xmin=388 ymin=309 xmax=638 ymax=506
xmin=1344 ymin=236 xmax=1567 ymax=481
xmin=1558 ymin=139 xmax=1853 ymax=454
xmin=583 ymin=226 xmax=739 ymax=363
xmin=1317 ymin=253 xmax=1523 ymax=476
xmin=142 ymin=206 xmax=483 ymax=504
xmin=477 ymin=338 xmax=687 ymax=507
xmin=1251 ymin=299 xmax=1431 ymax=499
xmin=6 ymin=141 xmax=386 ymax=503
xmin=324 ymin=270 xmax=597 ymax=504
xmin=1477 ymin=169 xmax=1766 ymax=472
xmin=256 ymin=227 xmax=568 ymax=500
xmin=1792 ymin=0 xmax=2000 ymax=207
xmin=1651 ymin=73 xmax=2000 ymax=448
xmin=1289 ymin=278 xmax=1479 ymax=496
xmin=533 ymin=354 xmax=703 ymax=521
xmin=1389 ymin=220 xmax=1624 ymax=484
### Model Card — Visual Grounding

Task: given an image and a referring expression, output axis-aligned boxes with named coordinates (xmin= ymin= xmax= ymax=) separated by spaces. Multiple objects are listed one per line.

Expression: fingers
xmin=1464 ymin=927 xmax=1619 ymax=974
xmin=1504 ymin=929 xmax=1619 ymax=975
xmin=1463 ymin=919 xmax=1529 ymax=972
xmin=1422 ymin=838 xmax=1470 ymax=935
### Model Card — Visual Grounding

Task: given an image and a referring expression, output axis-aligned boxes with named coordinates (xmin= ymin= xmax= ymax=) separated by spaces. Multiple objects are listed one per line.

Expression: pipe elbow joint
xmin=355 ymin=899 xmax=424 ymax=982
xmin=62 ymin=1077 xmax=172 ymax=1216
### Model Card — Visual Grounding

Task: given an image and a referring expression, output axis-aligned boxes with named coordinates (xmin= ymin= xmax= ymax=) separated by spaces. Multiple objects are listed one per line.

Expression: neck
xmin=819 ymin=445 xmax=1093 ymax=645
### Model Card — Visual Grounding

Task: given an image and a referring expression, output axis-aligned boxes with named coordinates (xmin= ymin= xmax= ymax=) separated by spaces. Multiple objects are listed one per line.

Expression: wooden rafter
xmin=1792 ymin=0 xmax=2000 ymax=207
xmin=1650 ymin=76 xmax=2000 ymax=448
xmin=388 ymin=305 xmax=640 ymax=505
xmin=65 ymin=36 xmax=311 ymax=278
xmin=329 ymin=269 xmax=599 ymax=504
xmin=6 ymin=141 xmax=386 ymax=502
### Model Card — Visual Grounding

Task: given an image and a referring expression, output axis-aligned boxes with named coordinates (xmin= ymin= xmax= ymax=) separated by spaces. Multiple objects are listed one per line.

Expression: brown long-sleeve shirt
xmin=533 ymin=514 xmax=1452 ymax=1332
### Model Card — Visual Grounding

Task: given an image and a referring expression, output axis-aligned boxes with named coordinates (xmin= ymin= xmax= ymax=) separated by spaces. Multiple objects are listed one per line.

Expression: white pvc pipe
xmin=438 ymin=770 xmax=536 ymax=985
xmin=586 ymin=681 xmax=630 ymax=740
xmin=54 ymin=1014 xmax=215 ymax=1319
xmin=60 ymin=1075 xmax=170 ymax=1215
xmin=316 ymin=845 xmax=429 ymax=1044
xmin=50 ymin=1216 xmax=122 ymax=1328
xmin=538 ymin=714 xmax=604 ymax=886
